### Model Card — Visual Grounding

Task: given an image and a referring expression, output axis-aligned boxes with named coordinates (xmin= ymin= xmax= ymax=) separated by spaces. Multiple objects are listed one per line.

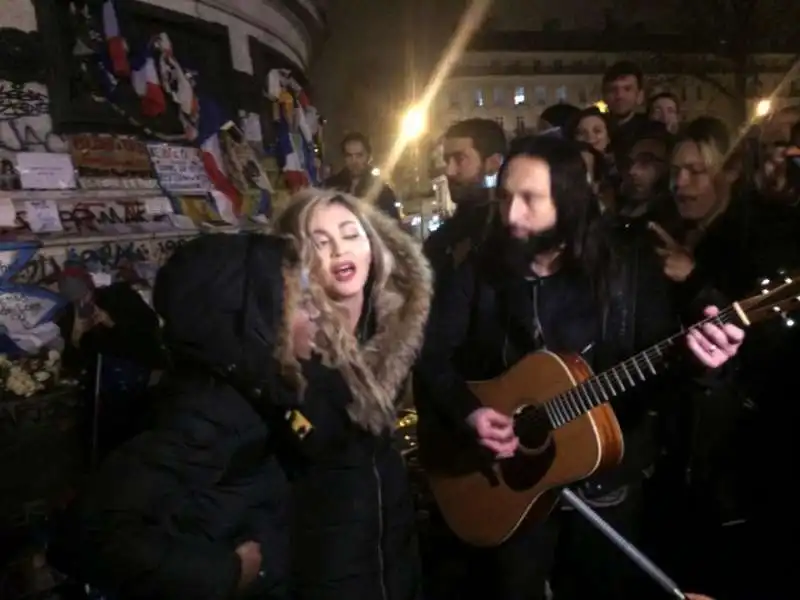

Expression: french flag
xmin=130 ymin=48 xmax=166 ymax=117
xmin=276 ymin=115 xmax=309 ymax=192
xmin=197 ymin=96 xmax=241 ymax=218
xmin=102 ymin=0 xmax=130 ymax=77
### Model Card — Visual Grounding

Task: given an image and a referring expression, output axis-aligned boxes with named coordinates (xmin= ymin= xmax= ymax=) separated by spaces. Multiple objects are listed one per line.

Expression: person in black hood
xmin=49 ymin=189 xmax=432 ymax=600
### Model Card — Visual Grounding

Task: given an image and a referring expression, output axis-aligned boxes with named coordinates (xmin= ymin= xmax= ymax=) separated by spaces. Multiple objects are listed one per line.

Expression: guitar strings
xmin=517 ymin=306 xmax=737 ymax=432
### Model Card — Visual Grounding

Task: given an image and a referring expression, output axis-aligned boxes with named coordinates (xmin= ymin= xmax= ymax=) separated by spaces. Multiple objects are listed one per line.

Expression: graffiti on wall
xmin=11 ymin=198 xmax=174 ymax=235
xmin=0 ymin=81 xmax=67 ymax=157
xmin=1 ymin=237 xmax=188 ymax=287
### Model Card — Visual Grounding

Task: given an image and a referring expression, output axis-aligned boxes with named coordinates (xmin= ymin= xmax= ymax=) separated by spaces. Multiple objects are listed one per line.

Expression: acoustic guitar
xmin=420 ymin=273 xmax=800 ymax=547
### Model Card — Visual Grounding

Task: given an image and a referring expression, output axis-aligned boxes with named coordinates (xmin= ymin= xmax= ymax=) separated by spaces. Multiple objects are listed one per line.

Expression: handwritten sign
xmin=15 ymin=153 xmax=76 ymax=190
xmin=147 ymin=144 xmax=211 ymax=194
xmin=69 ymin=134 xmax=158 ymax=190
xmin=23 ymin=200 xmax=63 ymax=233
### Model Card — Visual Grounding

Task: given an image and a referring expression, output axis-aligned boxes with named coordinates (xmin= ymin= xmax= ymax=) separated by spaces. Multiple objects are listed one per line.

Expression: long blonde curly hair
xmin=272 ymin=188 xmax=401 ymax=429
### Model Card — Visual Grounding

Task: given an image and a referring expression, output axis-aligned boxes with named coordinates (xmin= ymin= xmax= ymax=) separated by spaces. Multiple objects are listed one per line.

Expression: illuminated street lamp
xmin=401 ymin=106 xmax=426 ymax=140
xmin=755 ymin=98 xmax=772 ymax=118
xmin=594 ymin=100 xmax=609 ymax=113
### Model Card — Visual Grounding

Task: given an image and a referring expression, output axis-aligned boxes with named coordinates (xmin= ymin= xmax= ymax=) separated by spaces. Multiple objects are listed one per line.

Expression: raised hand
xmin=649 ymin=221 xmax=695 ymax=282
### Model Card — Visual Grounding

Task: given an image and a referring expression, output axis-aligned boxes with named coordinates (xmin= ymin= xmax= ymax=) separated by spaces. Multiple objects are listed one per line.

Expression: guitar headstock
xmin=736 ymin=270 xmax=800 ymax=328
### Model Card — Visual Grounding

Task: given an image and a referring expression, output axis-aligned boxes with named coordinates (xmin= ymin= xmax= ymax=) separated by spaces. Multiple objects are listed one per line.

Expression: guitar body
xmin=420 ymin=350 xmax=625 ymax=547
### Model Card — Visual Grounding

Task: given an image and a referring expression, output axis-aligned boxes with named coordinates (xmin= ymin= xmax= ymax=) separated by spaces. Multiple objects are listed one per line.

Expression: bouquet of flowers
xmin=0 ymin=350 xmax=61 ymax=398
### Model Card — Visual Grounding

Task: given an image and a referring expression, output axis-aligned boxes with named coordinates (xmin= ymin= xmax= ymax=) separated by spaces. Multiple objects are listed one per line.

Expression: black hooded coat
xmin=49 ymin=216 xmax=432 ymax=600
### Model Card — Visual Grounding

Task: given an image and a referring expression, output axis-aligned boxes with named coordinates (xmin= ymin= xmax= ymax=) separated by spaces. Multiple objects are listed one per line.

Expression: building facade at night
xmin=433 ymin=30 xmax=800 ymax=140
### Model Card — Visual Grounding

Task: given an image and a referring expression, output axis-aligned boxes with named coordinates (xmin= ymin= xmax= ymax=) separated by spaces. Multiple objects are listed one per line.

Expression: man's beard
xmin=506 ymin=227 xmax=564 ymax=273
xmin=448 ymin=178 xmax=491 ymax=206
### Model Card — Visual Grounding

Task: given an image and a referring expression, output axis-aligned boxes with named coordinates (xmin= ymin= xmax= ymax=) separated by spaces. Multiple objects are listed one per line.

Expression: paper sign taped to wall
xmin=23 ymin=199 xmax=63 ymax=233
xmin=16 ymin=152 xmax=76 ymax=190
xmin=0 ymin=197 xmax=16 ymax=228
xmin=144 ymin=196 xmax=174 ymax=215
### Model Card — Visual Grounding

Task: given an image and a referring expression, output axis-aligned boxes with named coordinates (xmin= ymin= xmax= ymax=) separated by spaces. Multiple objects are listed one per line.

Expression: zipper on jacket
xmin=531 ymin=280 xmax=547 ymax=348
xmin=373 ymin=451 xmax=389 ymax=600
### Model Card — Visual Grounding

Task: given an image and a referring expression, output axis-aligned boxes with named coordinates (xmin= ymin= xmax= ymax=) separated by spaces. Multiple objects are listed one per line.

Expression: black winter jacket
xmin=50 ymin=214 xmax=432 ymax=600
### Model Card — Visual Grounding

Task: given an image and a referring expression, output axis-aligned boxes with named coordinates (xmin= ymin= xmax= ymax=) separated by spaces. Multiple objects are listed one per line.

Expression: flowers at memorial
xmin=0 ymin=350 xmax=61 ymax=398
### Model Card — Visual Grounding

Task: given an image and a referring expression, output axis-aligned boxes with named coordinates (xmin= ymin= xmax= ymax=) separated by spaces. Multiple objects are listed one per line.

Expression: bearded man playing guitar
xmin=413 ymin=135 xmax=744 ymax=600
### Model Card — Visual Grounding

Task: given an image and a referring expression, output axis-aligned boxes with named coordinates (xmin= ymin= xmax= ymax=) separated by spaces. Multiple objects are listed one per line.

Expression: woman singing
xmin=50 ymin=190 xmax=432 ymax=600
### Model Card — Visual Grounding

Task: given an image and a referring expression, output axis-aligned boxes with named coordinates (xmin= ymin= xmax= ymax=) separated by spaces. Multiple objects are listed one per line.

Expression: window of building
xmin=534 ymin=85 xmax=547 ymax=106
xmin=475 ymin=88 xmax=485 ymax=107
xmin=514 ymin=86 xmax=526 ymax=105
xmin=556 ymin=86 xmax=568 ymax=103
xmin=493 ymin=87 xmax=504 ymax=105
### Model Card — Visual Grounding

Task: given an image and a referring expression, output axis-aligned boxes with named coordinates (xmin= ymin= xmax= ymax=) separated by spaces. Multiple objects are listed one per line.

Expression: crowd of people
xmin=41 ymin=59 xmax=798 ymax=600
xmin=416 ymin=60 xmax=799 ymax=600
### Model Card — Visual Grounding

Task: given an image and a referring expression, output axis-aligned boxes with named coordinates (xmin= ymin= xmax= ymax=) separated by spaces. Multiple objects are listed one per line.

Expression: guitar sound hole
xmin=499 ymin=403 xmax=556 ymax=492
xmin=514 ymin=404 xmax=552 ymax=452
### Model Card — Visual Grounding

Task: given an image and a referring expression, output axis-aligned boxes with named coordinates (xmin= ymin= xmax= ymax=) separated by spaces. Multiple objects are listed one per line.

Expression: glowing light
xmin=755 ymin=99 xmax=772 ymax=118
xmin=371 ymin=167 xmax=381 ymax=176
xmin=401 ymin=106 xmax=426 ymax=140
xmin=594 ymin=101 xmax=609 ymax=113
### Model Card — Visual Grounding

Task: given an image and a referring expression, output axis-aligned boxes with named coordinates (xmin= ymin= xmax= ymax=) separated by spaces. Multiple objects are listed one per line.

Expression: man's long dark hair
xmin=496 ymin=135 xmax=617 ymax=300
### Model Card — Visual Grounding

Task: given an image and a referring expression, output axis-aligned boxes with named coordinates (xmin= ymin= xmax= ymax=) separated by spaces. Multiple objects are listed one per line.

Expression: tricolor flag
xmin=102 ymin=0 xmax=130 ymax=77
xmin=197 ymin=96 xmax=241 ymax=219
xmin=130 ymin=48 xmax=166 ymax=117
xmin=276 ymin=115 xmax=309 ymax=192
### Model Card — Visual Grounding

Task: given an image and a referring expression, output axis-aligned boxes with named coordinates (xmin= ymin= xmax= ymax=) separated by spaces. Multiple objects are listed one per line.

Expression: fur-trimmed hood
xmin=275 ymin=203 xmax=433 ymax=434
xmin=153 ymin=206 xmax=432 ymax=435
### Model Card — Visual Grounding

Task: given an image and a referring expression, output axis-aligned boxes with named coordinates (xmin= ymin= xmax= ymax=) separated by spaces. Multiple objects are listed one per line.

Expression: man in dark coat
xmin=325 ymin=132 xmax=402 ymax=221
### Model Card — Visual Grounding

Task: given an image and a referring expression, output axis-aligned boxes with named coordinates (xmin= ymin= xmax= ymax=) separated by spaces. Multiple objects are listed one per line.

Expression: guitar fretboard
xmin=542 ymin=307 xmax=737 ymax=429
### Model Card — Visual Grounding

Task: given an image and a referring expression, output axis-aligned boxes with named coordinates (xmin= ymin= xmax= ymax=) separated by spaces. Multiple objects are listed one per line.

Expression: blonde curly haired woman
xmin=51 ymin=189 xmax=431 ymax=600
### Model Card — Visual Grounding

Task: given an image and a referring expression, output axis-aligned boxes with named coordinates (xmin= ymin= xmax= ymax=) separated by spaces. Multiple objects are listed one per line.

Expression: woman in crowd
xmin=49 ymin=189 xmax=432 ymax=600
xmin=571 ymin=106 xmax=611 ymax=154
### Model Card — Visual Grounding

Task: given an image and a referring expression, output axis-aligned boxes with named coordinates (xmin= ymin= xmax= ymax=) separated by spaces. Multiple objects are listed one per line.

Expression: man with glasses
xmin=617 ymin=122 xmax=680 ymax=232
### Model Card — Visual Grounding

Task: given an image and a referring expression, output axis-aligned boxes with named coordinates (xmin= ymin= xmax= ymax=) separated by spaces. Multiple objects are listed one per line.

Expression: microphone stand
xmin=560 ymin=488 xmax=686 ymax=600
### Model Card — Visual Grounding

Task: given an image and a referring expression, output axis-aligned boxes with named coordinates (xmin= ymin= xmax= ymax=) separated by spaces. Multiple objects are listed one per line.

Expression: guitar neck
xmin=543 ymin=304 xmax=741 ymax=429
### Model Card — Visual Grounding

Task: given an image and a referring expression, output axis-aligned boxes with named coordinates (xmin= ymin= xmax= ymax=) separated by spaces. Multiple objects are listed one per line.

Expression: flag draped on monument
xmin=266 ymin=69 xmax=321 ymax=192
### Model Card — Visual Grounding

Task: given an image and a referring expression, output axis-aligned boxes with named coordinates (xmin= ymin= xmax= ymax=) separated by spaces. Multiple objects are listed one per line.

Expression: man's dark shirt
xmin=423 ymin=195 xmax=497 ymax=274
xmin=609 ymin=113 xmax=651 ymax=163
xmin=325 ymin=169 xmax=401 ymax=221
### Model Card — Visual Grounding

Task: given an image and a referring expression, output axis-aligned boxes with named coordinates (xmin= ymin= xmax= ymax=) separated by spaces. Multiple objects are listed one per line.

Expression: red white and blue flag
xmin=101 ymin=0 xmax=130 ymax=77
